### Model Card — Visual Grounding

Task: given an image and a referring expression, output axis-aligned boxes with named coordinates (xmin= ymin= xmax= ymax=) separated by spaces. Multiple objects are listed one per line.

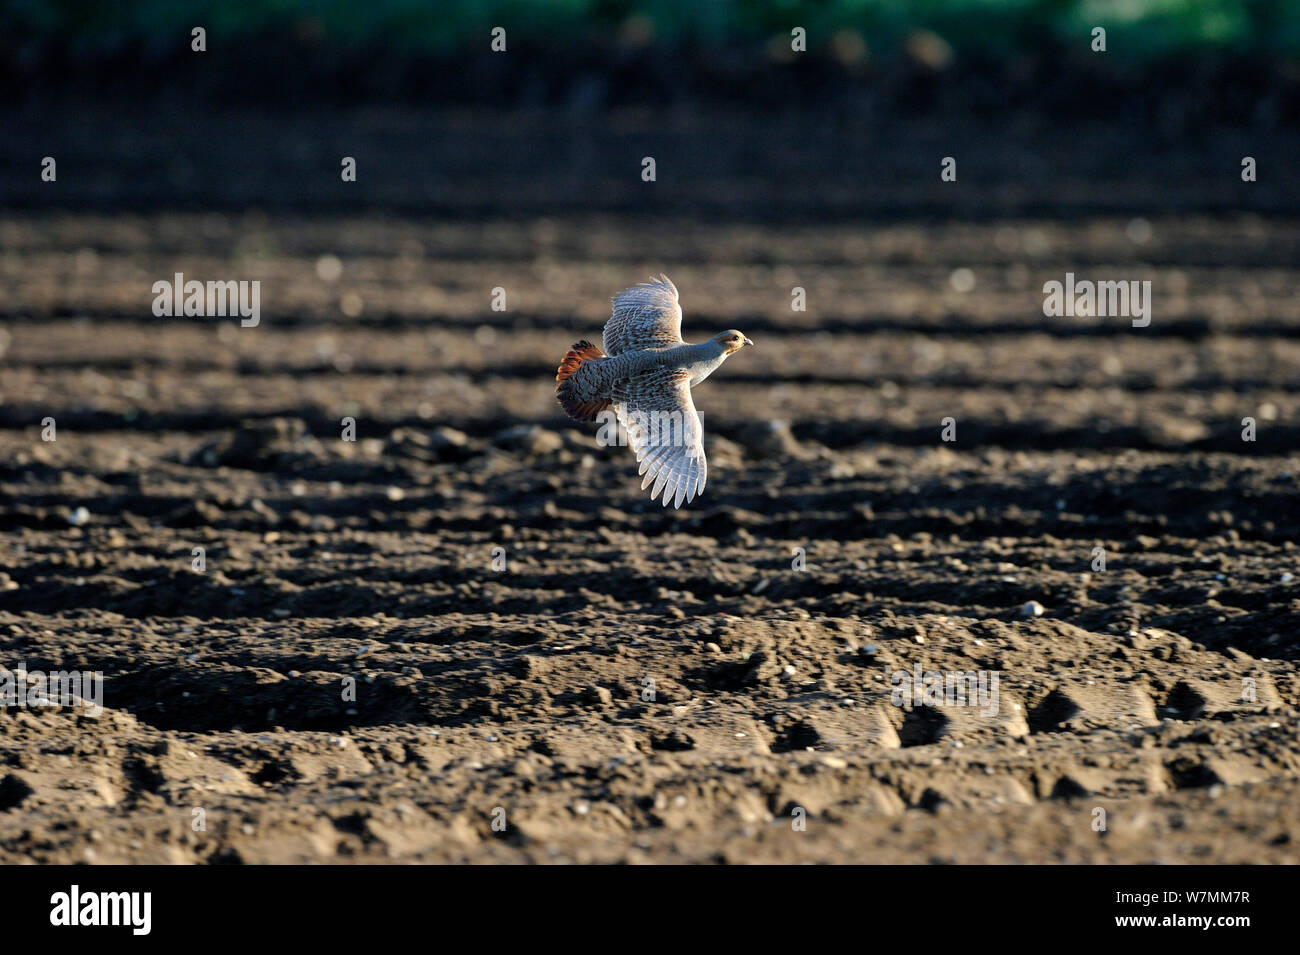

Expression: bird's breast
xmin=688 ymin=354 xmax=727 ymax=387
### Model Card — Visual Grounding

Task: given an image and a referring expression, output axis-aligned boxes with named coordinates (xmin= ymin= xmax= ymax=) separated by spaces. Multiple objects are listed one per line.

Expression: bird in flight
xmin=555 ymin=275 xmax=753 ymax=508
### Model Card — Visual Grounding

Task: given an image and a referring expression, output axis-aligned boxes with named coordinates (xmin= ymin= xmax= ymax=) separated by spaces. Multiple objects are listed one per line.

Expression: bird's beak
xmin=743 ymin=337 xmax=754 ymax=347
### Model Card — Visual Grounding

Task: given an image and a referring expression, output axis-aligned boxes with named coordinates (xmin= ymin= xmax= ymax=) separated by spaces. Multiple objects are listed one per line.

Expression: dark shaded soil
xmin=0 ymin=107 xmax=1298 ymax=863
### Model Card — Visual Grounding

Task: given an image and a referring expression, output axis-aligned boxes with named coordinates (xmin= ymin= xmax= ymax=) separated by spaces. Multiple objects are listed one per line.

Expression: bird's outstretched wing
xmin=603 ymin=274 xmax=684 ymax=356
xmin=613 ymin=366 xmax=707 ymax=508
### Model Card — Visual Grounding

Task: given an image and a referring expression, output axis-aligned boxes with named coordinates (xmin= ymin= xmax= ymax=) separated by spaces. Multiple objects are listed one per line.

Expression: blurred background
xmin=3 ymin=0 xmax=1299 ymax=216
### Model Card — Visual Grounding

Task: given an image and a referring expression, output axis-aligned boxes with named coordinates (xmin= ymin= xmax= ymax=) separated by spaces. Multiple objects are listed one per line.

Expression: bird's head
xmin=712 ymin=329 xmax=754 ymax=355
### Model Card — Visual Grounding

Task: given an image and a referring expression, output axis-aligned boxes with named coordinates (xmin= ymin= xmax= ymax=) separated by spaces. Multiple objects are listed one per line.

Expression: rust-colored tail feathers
xmin=555 ymin=340 xmax=611 ymax=422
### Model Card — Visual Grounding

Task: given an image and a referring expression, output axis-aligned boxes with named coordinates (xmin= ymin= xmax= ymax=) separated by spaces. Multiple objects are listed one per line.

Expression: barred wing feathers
xmin=612 ymin=365 xmax=707 ymax=509
xmin=602 ymin=274 xmax=684 ymax=356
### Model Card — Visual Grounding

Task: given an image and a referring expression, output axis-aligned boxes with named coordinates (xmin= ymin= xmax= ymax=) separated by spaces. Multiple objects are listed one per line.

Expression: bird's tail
xmin=555 ymin=340 xmax=612 ymax=422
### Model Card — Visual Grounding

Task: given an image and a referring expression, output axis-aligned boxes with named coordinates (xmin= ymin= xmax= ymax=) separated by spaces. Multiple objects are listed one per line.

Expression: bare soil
xmin=1 ymin=108 xmax=1298 ymax=863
